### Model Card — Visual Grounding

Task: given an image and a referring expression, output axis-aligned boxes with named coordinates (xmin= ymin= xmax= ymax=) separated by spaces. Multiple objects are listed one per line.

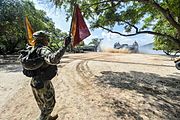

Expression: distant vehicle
xmin=73 ymin=48 xmax=84 ymax=53
xmin=69 ymin=40 xmax=102 ymax=53
xmin=114 ymin=41 xmax=139 ymax=53
xmin=83 ymin=45 xmax=97 ymax=52
xmin=69 ymin=45 xmax=97 ymax=53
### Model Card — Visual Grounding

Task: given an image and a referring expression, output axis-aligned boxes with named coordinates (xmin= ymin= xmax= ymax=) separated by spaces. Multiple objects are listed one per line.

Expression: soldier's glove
xmin=64 ymin=36 xmax=71 ymax=47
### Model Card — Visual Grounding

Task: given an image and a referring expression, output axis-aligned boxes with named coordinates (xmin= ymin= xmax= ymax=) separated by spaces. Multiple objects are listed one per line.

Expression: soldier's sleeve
xmin=40 ymin=46 xmax=67 ymax=65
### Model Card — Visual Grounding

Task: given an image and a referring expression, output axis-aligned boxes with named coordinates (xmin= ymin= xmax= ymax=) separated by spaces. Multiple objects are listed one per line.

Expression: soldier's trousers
xmin=31 ymin=79 xmax=55 ymax=120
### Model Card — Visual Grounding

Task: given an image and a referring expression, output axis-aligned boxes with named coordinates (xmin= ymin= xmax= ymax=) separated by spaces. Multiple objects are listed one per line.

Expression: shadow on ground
xmin=0 ymin=63 xmax=22 ymax=72
xmin=95 ymin=71 xmax=180 ymax=120
xmin=0 ymin=55 xmax=22 ymax=72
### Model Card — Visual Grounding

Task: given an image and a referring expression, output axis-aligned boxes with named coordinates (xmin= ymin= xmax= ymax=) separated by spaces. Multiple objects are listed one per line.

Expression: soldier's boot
xmin=48 ymin=114 xmax=58 ymax=120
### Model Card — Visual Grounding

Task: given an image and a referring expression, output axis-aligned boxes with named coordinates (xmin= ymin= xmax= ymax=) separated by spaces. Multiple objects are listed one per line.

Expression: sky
xmin=31 ymin=0 xmax=154 ymax=48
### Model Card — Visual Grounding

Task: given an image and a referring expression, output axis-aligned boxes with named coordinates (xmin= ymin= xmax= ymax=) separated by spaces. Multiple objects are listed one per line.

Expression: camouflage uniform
xmin=30 ymin=45 xmax=67 ymax=120
xmin=19 ymin=30 xmax=71 ymax=120
xmin=31 ymin=78 xmax=55 ymax=120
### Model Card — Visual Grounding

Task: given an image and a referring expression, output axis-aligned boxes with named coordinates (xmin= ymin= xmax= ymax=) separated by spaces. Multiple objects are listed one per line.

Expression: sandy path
xmin=0 ymin=64 xmax=29 ymax=111
xmin=0 ymin=52 xmax=180 ymax=120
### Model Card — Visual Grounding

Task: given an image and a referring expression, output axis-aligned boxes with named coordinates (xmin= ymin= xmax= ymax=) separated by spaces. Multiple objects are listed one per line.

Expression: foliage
xmin=0 ymin=0 xmax=25 ymax=54
xmin=49 ymin=29 xmax=68 ymax=50
xmin=72 ymin=41 xmax=85 ymax=49
xmin=88 ymin=38 xmax=103 ymax=46
xmin=0 ymin=0 xmax=68 ymax=54
xmin=153 ymin=15 xmax=179 ymax=52
xmin=51 ymin=0 xmax=180 ymax=51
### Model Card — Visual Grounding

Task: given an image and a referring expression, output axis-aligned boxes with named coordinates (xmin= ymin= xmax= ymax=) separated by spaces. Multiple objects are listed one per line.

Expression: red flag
xmin=71 ymin=5 xmax=91 ymax=47
xmin=24 ymin=17 xmax=35 ymax=46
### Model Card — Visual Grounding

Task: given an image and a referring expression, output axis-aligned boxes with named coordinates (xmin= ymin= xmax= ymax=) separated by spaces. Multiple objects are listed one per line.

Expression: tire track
xmin=54 ymin=58 xmax=115 ymax=120
xmin=73 ymin=57 xmax=116 ymax=120
xmin=75 ymin=53 xmax=110 ymax=80
xmin=74 ymin=54 xmax=110 ymax=90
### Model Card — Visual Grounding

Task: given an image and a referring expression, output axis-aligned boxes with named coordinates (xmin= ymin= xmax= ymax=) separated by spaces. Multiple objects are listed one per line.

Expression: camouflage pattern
xmin=38 ymin=45 xmax=67 ymax=65
xmin=31 ymin=79 xmax=55 ymax=120
xmin=30 ymin=45 xmax=67 ymax=120
xmin=20 ymin=30 xmax=70 ymax=120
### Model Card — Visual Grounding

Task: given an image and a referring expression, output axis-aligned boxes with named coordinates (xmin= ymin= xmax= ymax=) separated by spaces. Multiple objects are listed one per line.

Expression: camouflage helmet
xmin=33 ymin=30 xmax=50 ymax=41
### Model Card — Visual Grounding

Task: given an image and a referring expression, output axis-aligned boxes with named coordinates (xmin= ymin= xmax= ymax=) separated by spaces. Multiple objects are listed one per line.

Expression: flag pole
xmin=69 ymin=4 xmax=77 ymax=37
xmin=69 ymin=4 xmax=77 ymax=50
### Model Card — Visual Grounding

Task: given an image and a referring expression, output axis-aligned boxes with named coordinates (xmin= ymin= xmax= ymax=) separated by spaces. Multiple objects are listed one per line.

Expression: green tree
xmin=52 ymin=0 xmax=180 ymax=50
xmin=49 ymin=29 xmax=68 ymax=50
xmin=88 ymin=38 xmax=103 ymax=46
xmin=22 ymin=0 xmax=67 ymax=51
xmin=0 ymin=0 xmax=25 ymax=54
xmin=0 ymin=0 xmax=68 ymax=54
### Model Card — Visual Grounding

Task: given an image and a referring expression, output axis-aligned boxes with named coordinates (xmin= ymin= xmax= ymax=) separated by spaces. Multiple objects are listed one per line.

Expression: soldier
xmin=19 ymin=30 xmax=71 ymax=120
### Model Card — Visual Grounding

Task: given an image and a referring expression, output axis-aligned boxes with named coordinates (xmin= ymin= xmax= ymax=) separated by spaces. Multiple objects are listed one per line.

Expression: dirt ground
xmin=0 ymin=52 xmax=180 ymax=120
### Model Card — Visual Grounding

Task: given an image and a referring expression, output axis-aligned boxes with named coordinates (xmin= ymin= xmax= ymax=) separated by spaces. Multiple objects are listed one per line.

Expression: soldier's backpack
xmin=19 ymin=46 xmax=57 ymax=80
xmin=19 ymin=46 xmax=44 ymax=71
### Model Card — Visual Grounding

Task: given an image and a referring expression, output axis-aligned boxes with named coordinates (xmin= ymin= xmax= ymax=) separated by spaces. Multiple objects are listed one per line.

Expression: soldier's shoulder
xmin=38 ymin=46 xmax=53 ymax=55
xmin=36 ymin=45 xmax=49 ymax=50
